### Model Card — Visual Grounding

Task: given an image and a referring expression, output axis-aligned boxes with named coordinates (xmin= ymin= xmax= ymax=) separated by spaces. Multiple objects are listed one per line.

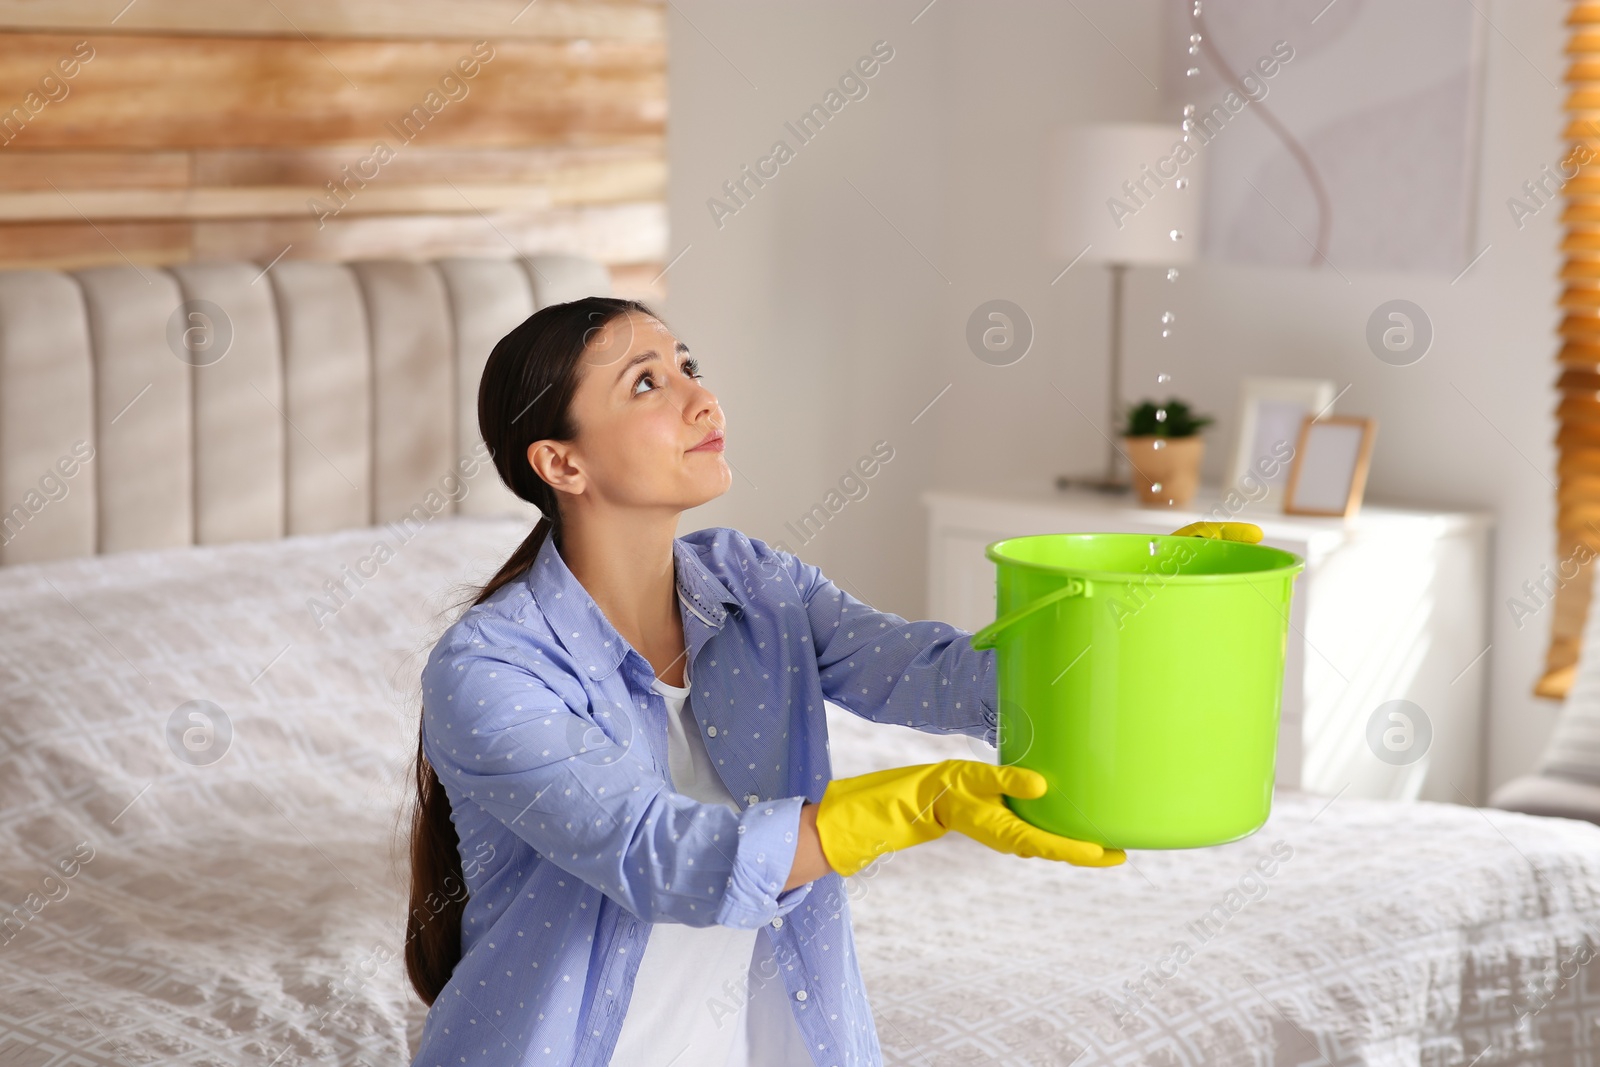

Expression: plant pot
xmin=1123 ymin=434 xmax=1204 ymax=507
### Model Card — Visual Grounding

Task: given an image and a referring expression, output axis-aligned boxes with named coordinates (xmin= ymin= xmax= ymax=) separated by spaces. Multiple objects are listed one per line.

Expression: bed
xmin=2 ymin=252 xmax=1598 ymax=1066
xmin=2 ymin=513 xmax=1599 ymax=1066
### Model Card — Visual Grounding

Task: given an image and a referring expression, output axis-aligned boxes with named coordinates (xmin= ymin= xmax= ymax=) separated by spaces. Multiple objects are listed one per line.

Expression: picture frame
xmin=1227 ymin=376 xmax=1338 ymax=511
xmin=1283 ymin=415 xmax=1378 ymax=518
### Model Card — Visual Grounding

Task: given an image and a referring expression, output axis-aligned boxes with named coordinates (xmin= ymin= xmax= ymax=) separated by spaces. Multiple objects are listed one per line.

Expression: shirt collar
xmin=524 ymin=528 xmax=745 ymax=680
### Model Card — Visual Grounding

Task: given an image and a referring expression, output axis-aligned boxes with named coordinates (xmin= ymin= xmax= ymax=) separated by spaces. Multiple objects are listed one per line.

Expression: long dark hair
xmin=404 ymin=294 xmax=662 ymax=1005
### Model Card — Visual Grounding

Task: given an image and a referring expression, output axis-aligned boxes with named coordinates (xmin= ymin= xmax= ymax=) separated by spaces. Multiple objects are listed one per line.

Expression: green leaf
xmin=1121 ymin=397 xmax=1213 ymax=438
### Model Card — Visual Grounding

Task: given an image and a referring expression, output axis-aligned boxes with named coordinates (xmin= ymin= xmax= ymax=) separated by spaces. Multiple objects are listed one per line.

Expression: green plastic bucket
xmin=970 ymin=533 xmax=1305 ymax=850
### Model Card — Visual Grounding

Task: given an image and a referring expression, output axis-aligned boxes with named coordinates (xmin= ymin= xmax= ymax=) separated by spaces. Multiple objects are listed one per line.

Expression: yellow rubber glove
xmin=1170 ymin=520 xmax=1263 ymax=543
xmin=813 ymin=759 xmax=1126 ymax=876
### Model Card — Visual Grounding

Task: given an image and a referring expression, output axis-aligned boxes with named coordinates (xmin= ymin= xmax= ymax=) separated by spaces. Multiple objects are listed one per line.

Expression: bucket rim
xmin=984 ymin=531 xmax=1306 ymax=584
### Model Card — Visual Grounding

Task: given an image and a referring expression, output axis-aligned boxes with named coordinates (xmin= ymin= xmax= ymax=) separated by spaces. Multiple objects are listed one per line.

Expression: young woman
xmin=403 ymin=296 xmax=1252 ymax=1066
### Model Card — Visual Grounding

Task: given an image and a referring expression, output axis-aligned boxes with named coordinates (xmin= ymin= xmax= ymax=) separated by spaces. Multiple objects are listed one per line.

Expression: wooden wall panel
xmin=0 ymin=1 xmax=664 ymax=41
xmin=187 ymin=144 xmax=658 ymax=186
xmin=0 ymin=35 xmax=664 ymax=149
xmin=0 ymin=150 xmax=190 ymax=189
xmin=0 ymin=145 xmax=664 ymax=220
xmin=0 ymin=5 xmax=667 ymax=288
xmin=0 ymin=220 xmax=188 ymax=268
xmin=186 ymin=203 xmax=667 ymax=264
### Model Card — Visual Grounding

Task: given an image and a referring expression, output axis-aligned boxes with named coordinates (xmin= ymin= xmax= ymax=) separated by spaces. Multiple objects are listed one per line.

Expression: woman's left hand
xmin=1170 ymin=521 xmax=1262 ymax=543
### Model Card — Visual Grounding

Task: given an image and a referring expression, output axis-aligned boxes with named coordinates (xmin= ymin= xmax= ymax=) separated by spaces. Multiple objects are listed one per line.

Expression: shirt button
xmin=771 ymin=917 xmax=783 ymax=928
xmin=794 ymin=989 xmax=807 ymax=1001
xmin=745 ymin=793 xmax=759 ymax=805
xmin=707 ymin=726 xmax=717 ymax=737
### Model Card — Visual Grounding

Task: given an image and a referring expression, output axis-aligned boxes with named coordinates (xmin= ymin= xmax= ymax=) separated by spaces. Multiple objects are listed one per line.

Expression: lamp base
xmin=1055 ymin=474 xmax=1130 ymax=494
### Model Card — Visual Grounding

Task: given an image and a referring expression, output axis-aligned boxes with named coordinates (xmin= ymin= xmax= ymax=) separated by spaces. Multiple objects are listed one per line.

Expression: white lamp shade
xmin=1046 ymin=122 xmax=1204 ymax=266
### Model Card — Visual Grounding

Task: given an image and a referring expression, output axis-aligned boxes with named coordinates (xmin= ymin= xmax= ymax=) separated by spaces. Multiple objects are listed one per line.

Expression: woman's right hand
xmin=813 ymin=758 xmax=1125 ymax=876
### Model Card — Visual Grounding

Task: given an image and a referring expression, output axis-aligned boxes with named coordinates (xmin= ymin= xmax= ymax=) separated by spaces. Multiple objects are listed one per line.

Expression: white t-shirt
xmin=608 ymin=670 xmax=814 ymax=1067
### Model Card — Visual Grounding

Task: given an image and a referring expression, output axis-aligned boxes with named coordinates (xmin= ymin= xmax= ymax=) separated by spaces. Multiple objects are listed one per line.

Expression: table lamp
xmin=1046 ymin=122 xmax=1204 ymax=491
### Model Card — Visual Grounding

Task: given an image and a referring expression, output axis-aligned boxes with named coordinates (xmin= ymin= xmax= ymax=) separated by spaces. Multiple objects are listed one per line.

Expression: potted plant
xmin=1121 ymin=398 xmax=1213 ymax=507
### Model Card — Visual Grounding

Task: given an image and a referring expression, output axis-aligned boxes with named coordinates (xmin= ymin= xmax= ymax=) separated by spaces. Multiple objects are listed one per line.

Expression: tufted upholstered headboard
xmin=0 ymin=253 xmax=614 ymax=566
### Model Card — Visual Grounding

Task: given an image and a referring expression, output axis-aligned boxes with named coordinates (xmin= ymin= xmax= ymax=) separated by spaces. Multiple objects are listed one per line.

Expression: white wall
xmin=666 ymin=0 xmax=1566 ymax=797
xmin=661 ymin=1 xmax=954 ymax=627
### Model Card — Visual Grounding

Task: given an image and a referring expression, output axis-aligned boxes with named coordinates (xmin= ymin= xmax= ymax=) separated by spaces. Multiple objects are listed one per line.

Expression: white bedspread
xmin=1 ymin=516 xmax=1597 ymax=1066
xmin=829 ymin=714 xmax=1600 ymax=1065
xmin=0 ymin=517 xmax=531 ymax=1065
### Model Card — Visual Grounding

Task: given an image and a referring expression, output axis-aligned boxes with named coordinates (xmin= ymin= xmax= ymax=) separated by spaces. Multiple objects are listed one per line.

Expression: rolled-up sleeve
xmin=422 ymin=618 xmax=813 ymax=928
xmin=760 ymin=539 xmax=998 ymax=745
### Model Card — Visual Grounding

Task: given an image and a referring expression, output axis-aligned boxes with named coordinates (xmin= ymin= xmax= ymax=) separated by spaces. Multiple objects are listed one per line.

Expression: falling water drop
xmin=1183 ymin=104 xmax=1196 ymax=118
xmin=1192 ymin=1 xmax=1202 ymax=16
xmin=1169 ymin=229 xmax=1184 ymax=242
xmin=1155 ymin=408 xmax=1168 ymax=423
xmin=1151 ymin=482 xmax=1164 ymax=493
xmin=1161 ymin=311 xmax=1176 ymax=324
xmin=1157 ymin=372 xmax=1172 ymax=383
xmin=1186 ymin=66 xmax=1200 ymax=77
xmin=1161 ymin=329 xmax=1172 ymax=339
xmin=1166 ymin=268 xmax=1180 ymax=282
xmin=1175 ymin=177 xmax=1189 ymax=190
xmin=1149 ymin=540 xmax=1159 ymax=556
xmin=1190 ymin=33 xmax=1203 ymax=45
xmin=1153 ymin=438 xmax=1166 ymax=450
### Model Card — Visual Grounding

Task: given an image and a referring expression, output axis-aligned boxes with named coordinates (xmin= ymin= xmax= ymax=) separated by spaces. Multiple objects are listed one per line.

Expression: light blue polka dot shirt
xmin=411 ymin=525 xmax=998 ymax=1066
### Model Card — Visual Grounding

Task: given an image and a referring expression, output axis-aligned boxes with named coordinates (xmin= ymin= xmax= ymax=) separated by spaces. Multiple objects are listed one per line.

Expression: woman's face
xmin=531 ymin=309 xmax=731 ymax=514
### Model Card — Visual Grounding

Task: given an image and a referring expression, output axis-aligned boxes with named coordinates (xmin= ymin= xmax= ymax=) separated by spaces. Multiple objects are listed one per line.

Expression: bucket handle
xmin=970 ymin=578 xmax=1088 ymax=650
